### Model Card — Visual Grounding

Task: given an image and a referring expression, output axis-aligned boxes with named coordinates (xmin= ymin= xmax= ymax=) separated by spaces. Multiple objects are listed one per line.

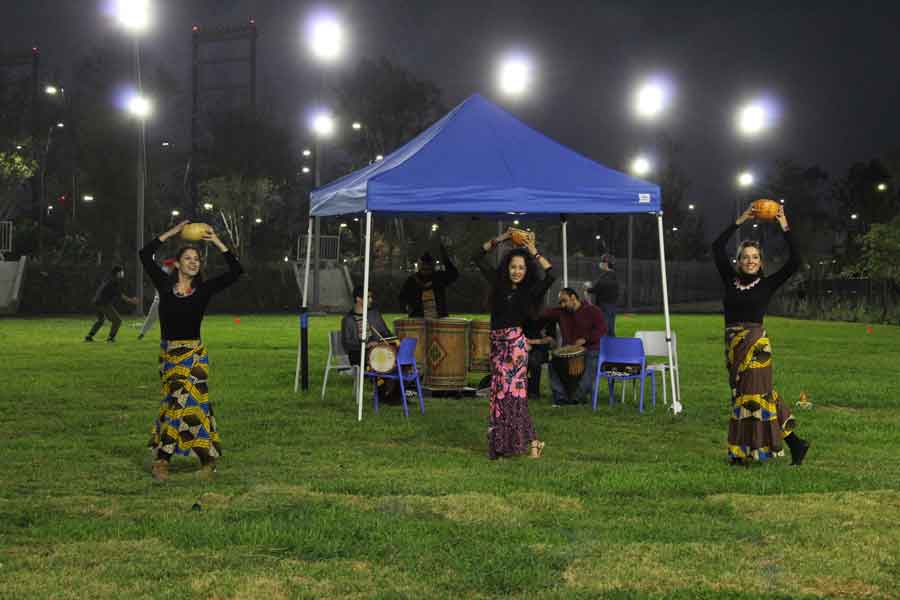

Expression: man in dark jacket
xmin=398 ymin=244 xmax=458 ymax=319
xmin=586 ymin=254 xmax=619 ymax=336
xmin=85 ymin=265 xmax=139 ymax=342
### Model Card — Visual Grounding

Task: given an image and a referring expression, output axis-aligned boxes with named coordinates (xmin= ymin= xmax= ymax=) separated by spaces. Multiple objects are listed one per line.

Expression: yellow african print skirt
xmin=149 ymin=339 xmax=221 ymax=462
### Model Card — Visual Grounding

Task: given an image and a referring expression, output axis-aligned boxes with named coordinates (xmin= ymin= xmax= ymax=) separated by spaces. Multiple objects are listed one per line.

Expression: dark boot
xmin=784 ymin=433 xmax=810 ymax=466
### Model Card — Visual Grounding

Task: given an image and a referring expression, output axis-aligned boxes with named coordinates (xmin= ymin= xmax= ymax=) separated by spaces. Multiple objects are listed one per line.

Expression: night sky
xmin=4 ymin=0 xmax=900 ymax=233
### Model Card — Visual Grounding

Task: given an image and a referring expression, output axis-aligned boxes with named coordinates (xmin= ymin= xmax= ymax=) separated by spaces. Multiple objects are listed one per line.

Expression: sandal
xmin=151 ymin=459 xmax=169 ymax=482
xmin=529 ymin=440 xmax=545 ymax=459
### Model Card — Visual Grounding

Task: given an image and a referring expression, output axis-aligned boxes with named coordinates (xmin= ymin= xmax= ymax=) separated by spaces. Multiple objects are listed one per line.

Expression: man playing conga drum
xmin=542 ymin=288 xmax=607 ymax=406
xmin=399 ymin=244 xmax=459 ymax=319
xmin=342 ymin=285 xmax=400 ymax=403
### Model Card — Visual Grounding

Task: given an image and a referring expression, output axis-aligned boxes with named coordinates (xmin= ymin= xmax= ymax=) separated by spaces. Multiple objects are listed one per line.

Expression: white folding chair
xmin=321 ymin=331 xmax=360 ymax=400
xmin=634 ymin=331 xmax=680 ymax=406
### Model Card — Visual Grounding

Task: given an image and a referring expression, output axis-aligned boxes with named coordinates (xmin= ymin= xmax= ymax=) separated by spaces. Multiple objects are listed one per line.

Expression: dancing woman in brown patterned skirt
xmin=712 ymin=204 xmax=810 ymax=465
xmin=474 ymin=230 xmax=555 ymax=459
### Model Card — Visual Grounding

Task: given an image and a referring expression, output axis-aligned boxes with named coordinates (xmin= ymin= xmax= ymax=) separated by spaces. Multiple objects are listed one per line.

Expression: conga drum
xmin=394 ymin=318 xmax=427 ymax=375
xmin=425 ymin=318 xmax=471 ymax=390
xmin=551 ymin=345 xmax=586 ymax=400
xmin=469 ymin=320 xmax=491 ymax=372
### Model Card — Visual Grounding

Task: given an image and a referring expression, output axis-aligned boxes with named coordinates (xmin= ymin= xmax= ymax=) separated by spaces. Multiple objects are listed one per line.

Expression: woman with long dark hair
xmin=712 ymin=204 xmax=810 ymax=466
xmin=474 ymin=230 xmax=554 ymax=459
xmin=139 ymin=221 xmax=243 ymax=481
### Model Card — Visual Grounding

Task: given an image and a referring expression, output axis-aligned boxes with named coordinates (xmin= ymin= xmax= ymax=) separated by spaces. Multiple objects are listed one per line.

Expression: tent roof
xmin=311 ymin=94 xmax=661 ymax=217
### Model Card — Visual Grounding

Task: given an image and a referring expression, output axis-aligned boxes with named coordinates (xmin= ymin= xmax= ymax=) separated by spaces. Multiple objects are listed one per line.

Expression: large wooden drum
xmin=394 ymin=318 xmax=427 ymax=375
xmin=425 ymin=318 xmax=471 ymax=390
xmin=469 ymin=320 xmax=491 ymax=372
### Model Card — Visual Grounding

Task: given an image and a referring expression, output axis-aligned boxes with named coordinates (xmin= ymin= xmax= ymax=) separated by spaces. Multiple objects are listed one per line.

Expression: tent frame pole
xmin=294 ymin=217 xmax=315 ymax=393
xmin=656 ymin=212 xmax=681 ymax=413
xmin=356 ymin=211 xmax=373 ymax=422
xmin=561 ymin=215 xmax=569 ymax=287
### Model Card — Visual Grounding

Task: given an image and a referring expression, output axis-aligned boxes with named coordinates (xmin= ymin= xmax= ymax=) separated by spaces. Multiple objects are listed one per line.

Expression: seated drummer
xmin=341 ymin=285 xmax=400 ymax=402
xmin=524 ymin=311 xmax=557 ymax=400
xmin=541 ymin=287 xmax=607 ymax=406
xmin=399 ymin=244 xmax=458 ymax=319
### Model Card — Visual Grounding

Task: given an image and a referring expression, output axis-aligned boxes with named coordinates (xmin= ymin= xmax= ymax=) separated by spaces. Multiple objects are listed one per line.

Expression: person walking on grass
xmin=84 ymin=265 xmax=139 ymax=342
xmin=712 ymin=203 xmax=810 ymax=466
xmin=474 ymin=230 xmax=555 ymax=459
xmin=139 ymin=221 xmax=243 ymax=482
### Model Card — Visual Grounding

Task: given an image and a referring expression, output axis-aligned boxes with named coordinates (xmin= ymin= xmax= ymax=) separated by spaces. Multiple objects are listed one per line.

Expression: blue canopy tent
xmin=300 ymin=94 xmax=680 ymax=418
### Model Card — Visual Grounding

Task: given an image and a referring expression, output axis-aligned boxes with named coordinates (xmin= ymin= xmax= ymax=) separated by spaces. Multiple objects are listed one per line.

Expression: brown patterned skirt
xmin=725 ymin=323 xmax=795 ymax=462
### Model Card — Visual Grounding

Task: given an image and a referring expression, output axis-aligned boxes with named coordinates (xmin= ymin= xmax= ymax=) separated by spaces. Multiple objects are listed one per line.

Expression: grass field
xmin=2 ymin=313 xmax=900 ymax=599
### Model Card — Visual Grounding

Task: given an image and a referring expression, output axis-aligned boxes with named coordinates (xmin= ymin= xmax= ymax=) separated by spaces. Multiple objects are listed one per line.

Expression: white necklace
xmin=733 ymin=277 xmax=761 ymax=291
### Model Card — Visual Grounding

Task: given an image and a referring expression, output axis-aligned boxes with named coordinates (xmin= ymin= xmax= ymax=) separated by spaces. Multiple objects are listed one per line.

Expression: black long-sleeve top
xmin=398 ymin=246 xmax=459 ymax=317
xmin=473 ymin=248 xmax=555 ymax=331
xmin=712 ymin=223 xmax=800 ymax=325
xmin=139 ymin=238 xmax=243 ymax=340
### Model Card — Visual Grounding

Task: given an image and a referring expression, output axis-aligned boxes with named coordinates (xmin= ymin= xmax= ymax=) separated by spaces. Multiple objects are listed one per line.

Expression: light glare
xmin=737 ymin=102 xmax=772 ymax=136
xmin=737 ymin=171 xmax=755 ymax=187
xmin=311 ymin=112 xmax=335 ymax=137
xmin=309 ymin=17 xmax=344 ymax=61
xmin=635 ymin=83 xmax=667 ymax=119
xmin=630 ymin=155 xmax=652 ymax=177
xmin=115 ymin=0 xmax=151 ymax=33
xmin=498 ymin=56 xmax=532 ymax=96
xmin=127 ymin=94 xmax=152 ymax=119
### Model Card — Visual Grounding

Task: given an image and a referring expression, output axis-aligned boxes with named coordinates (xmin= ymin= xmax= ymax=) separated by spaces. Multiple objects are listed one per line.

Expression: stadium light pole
xmin=114 ymin=0 xmax=152 ymax=316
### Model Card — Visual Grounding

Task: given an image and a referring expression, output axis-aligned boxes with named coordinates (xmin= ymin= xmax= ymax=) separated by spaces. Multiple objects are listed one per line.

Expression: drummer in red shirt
xmin=541 ymin=287 xmax=607 ymax=406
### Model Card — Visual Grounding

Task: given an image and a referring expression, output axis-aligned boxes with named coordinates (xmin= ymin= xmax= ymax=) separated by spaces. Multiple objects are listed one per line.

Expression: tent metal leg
xmin=656 ymin=213 xmax=680 ymax=413
xmin=356 ymin=211 xmax=373 ymax=422
xmin=295 ymin=218 xmax=315 ymax=393
xmin=561 ymin=216 xmax=569 ymax=287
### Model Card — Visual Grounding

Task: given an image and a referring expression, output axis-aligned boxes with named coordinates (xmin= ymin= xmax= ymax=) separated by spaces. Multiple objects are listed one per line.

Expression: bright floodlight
xmin=127 ymin=94 xmax=152 ymax=119
xmin=498 ymin=56 xmax=532 ymax=97
xmin=171 ymin=209 xmax=180 ymax=216
xmin=302 ymin=149 xmax=311 ymax=157
xmin=635 ymin=82 xmax=667 ymax=119
xmin=737 ymin=102 xmax=770 ymax=136
xmin=375 ymin=154 xmax=384 ymax=161
xmin=45 ymin=85 xmax=58 ymax=95
xmin=688 ymin=203 xmax=695 ymax=210
xmin=308 ymin=17 xmax=344 ymax=62
xmin=56 ymin=121 xmax=65 ymax=128
xmin=851 ymin=213 xmax=859 ymax=220
xmin=737 ymin=171 xmax=755 ymax=187
xmin=301 ymin=166 xmax=311 ymax=174
xmin=254 ymin=217 xmax=262 ymax=224
xmin=876 ymin=182 xmax=888 ymax=192
xmin=311 ymin=112 xmax=335 ymax=137
xmin=352 ymin=121 xmax=362 ymax=130
xmin=115 ymin=0 xmax=151 ymax=33
xmin=630 ymin=155 xmax=652 ymax=177
xmin=203 ymin=202 xmax=214 ymax=210
xmin=83 ymin=195 xmax=95 ymax=202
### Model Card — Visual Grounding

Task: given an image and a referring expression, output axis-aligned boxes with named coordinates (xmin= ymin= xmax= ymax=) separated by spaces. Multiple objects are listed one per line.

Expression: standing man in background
xmin=586 ymin=254 xmax=619 ymax=337
xmin=399 ymin=244 xmax=459 ymax=319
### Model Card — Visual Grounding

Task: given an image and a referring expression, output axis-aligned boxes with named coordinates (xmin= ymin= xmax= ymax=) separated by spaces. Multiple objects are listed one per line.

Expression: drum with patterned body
xmin=551 ymin=345 xmax=586 ymax=400
xmin=469 ymin=320 xmax=491 ymax=372
xmin=425 ymin=318 xmax=471 ymax=390
xmin=394 ymin=318 xmax=427 ymax=376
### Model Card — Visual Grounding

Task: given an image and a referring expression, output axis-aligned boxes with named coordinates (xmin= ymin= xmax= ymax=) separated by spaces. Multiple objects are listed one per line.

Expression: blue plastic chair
xmin=366 ymin=337 xmax=425 ymax=417
xmin=591 ymin=336 xmax=655 ymax=412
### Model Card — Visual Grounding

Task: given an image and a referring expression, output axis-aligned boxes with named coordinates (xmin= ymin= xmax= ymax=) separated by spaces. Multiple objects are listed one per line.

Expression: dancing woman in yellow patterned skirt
xmin=712 ymin=204 xmax=810 ymax=465
xmin=139 ymin=221 xmax=243 ymax=481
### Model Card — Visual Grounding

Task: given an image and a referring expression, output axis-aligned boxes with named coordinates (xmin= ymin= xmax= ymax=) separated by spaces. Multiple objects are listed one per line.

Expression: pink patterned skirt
xmin=488 ymin=327 xmax=536 ymax=458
